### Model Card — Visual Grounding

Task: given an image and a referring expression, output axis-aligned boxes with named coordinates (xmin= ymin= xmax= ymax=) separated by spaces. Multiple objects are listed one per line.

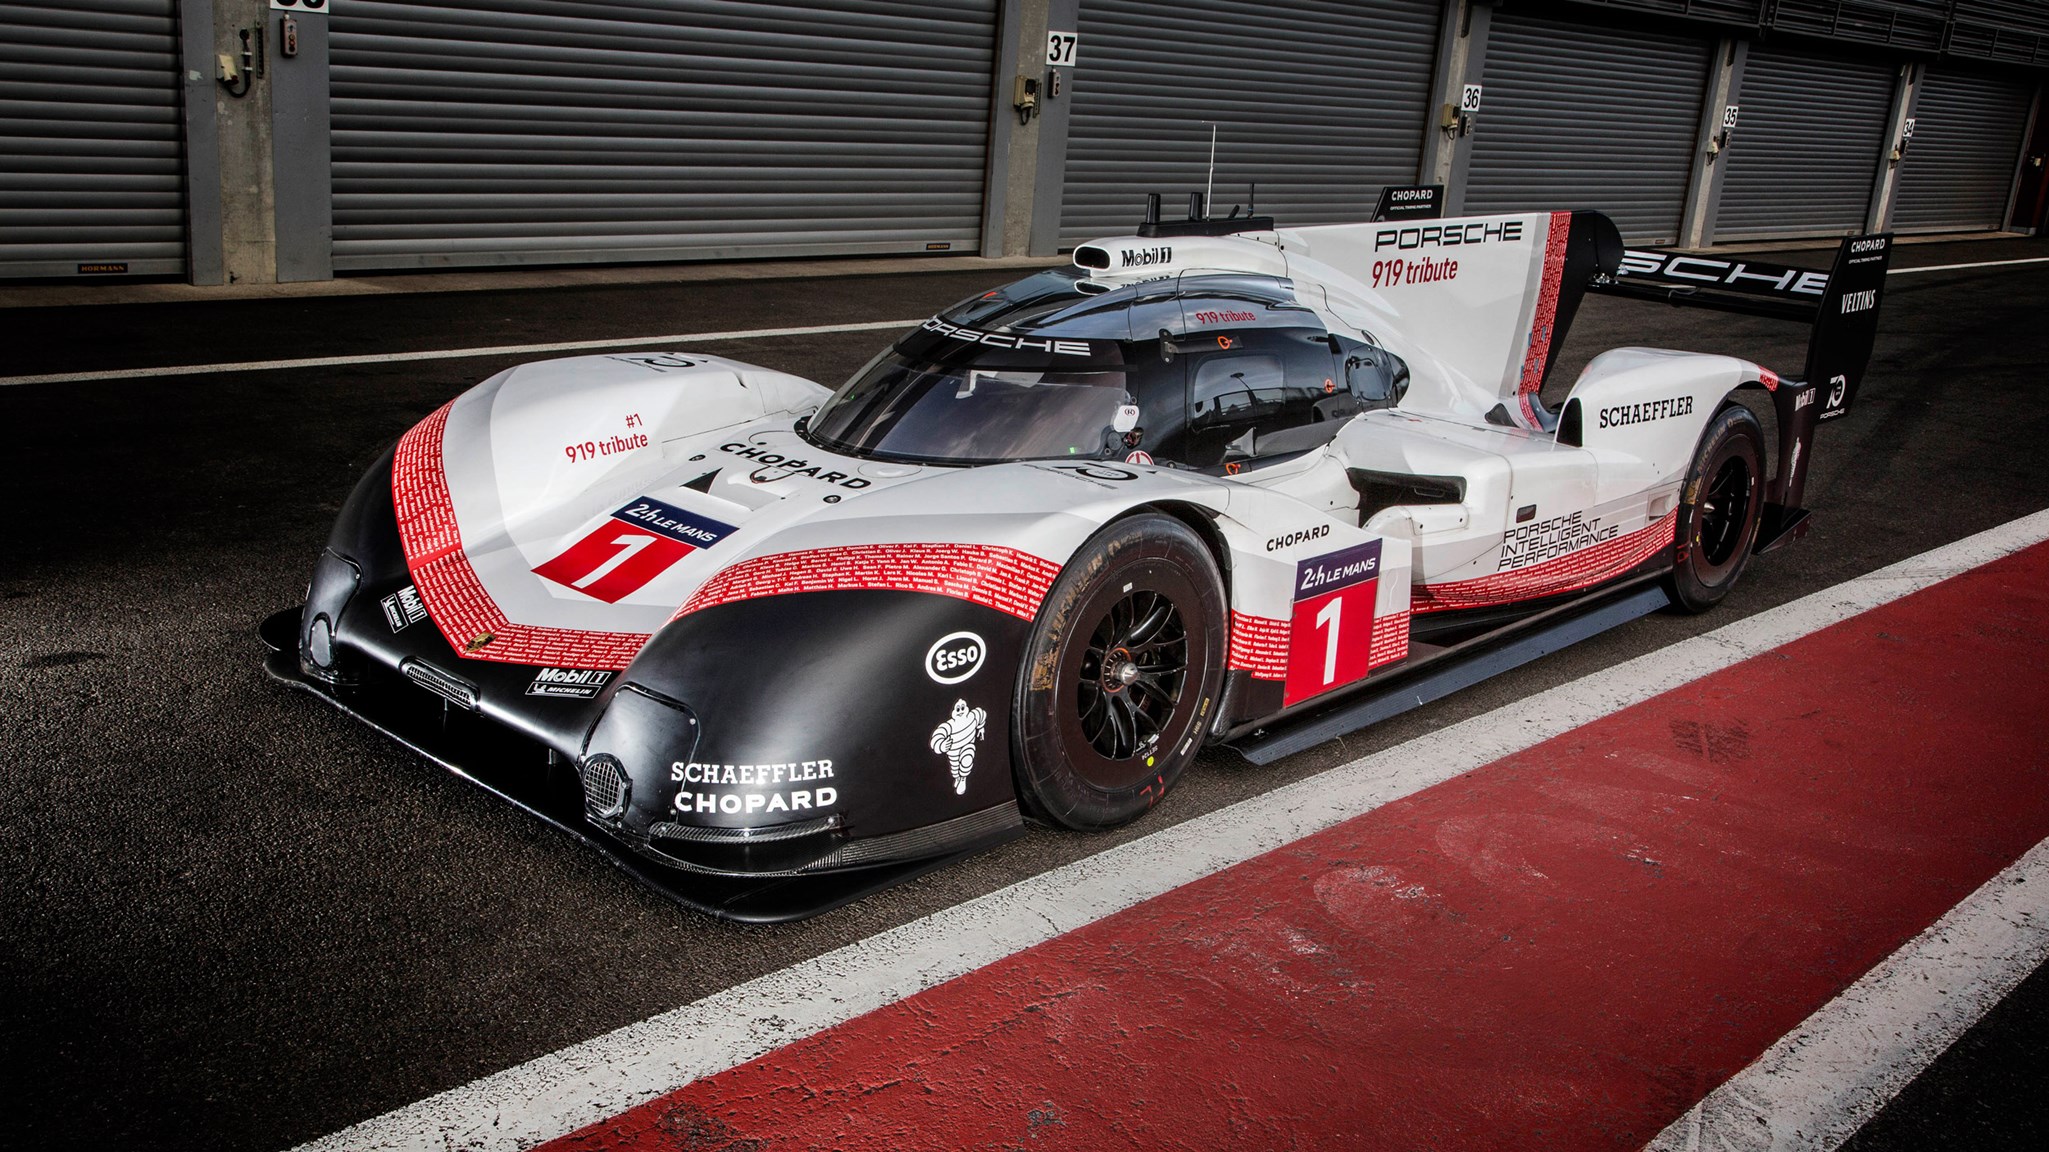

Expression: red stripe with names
xmin=391 ymin=403 xmax=651 ymax=669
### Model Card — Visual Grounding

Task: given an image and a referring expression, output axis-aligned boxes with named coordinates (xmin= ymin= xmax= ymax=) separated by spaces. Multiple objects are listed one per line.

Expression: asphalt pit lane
xmin=20 ymin=650 xmax=107 ymax=669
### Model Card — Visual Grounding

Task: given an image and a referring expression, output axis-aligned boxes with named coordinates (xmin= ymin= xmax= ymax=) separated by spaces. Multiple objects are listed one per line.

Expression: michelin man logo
xmin=929 ymin=698 xmax=987 ymax=795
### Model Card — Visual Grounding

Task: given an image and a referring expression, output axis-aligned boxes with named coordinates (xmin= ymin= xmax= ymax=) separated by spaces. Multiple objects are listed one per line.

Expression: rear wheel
xmin=1014 ymin=513 xmax=1226 ymax=830
xmin=1668 ymin=404 xmax=1765 ymax=613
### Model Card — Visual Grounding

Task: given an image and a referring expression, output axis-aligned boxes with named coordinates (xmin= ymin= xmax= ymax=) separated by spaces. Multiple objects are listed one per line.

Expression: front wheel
xmin=1014 ymin=513 xmax=1227 ymax=830
xmin=1668 ymin=403 xmax=1765 ymax=613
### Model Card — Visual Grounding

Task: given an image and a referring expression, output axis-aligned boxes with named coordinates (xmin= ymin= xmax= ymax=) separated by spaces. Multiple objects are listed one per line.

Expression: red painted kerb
xmin=547 ymin=542 xmax=2049 ymax=1151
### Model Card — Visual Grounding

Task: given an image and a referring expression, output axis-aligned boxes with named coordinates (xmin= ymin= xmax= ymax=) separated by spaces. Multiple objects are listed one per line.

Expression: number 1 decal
xmin=533 ymin=497 xmax=737 ymax=604
xmin=1283 ymin=540 xmax=1382 ymax=707
xmin=1315 ymin=596 xmax=1343 ymax=686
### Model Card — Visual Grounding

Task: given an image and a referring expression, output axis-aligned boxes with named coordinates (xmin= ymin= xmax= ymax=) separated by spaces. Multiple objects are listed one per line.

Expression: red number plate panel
xmin=1283 ymin=540 xmax=1383 ymax=707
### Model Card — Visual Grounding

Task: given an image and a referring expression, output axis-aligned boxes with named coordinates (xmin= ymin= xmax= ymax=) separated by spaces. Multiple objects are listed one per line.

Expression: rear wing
xmin=1589 ymin=233 xmax=1892 ymax=552
xmin=1591 ymin=234 xmax=1893 ymax=423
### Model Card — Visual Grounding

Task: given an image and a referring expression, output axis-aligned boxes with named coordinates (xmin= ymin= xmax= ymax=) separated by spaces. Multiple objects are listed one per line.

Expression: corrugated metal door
xmin=0 ymin=0 xmax=186 ymax=278
xmin=329 ymin=0 xmax=996 ymax=271
xmin=1058 ymin=0 xmax=1442 ymax=246
xmin=1892 ymin=68 xmax=2034 ymax=233
xmin=1715 ymin=47 xmax=1894 ymax=240
xmin=1463 ymin=11 xmax=1709 ymax=245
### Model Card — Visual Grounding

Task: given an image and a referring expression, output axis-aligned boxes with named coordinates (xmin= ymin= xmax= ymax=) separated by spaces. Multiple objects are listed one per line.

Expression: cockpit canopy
xmin=803 ymin=267 xmax=1408 ymax=468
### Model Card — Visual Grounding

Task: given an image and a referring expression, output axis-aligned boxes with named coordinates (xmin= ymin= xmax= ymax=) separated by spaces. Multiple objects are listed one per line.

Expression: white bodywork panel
xmin=401 ymin=212 xmax=1773 ymax=708
xmin=420 ymin=350 xmax=1412 ymax=666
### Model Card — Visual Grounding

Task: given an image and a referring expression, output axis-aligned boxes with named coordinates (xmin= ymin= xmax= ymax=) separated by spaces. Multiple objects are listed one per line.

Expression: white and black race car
xmin=264 ymin=194 xmax=1890 ymax=920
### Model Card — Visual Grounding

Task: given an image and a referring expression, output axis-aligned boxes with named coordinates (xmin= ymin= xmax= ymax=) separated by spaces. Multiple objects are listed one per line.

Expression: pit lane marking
xmin=1888 ymin=255 xmax=2049 ymax=275
xmin=7 ymin=257 xmax=2046 ymax=391
xmin=0 ymin=319 xmax=924 ymax=388
xmin=1647 ymin=836 xmax=2049 ymax=1152
xmin=292 ymin=507 xmax=2049 ymax=1152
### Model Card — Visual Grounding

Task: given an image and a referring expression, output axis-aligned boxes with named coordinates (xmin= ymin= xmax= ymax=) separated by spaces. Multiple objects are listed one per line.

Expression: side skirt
xmin=1227 ymin=577 xmax=1672 ymax=765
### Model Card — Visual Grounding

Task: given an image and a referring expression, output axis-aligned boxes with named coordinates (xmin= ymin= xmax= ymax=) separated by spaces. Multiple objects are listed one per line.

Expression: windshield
xmin=806 ymin=354 xmax=1131 ymax=465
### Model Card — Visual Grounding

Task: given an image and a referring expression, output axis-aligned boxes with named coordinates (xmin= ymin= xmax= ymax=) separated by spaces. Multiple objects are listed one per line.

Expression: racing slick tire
xmin=1667 ymin=403 xmax=1766 ymax=614
xmin=1014 ymin=512 xmax=1227 ymax=830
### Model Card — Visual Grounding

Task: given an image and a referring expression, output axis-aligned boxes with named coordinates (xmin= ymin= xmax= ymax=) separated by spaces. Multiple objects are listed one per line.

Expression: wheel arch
xmin=1135 ymin=499 xmax=1234 ymax=597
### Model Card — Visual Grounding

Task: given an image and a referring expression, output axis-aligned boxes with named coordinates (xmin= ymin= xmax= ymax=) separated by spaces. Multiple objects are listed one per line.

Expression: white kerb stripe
xmin=292 ymin=505 xmax=2049 ymax=1152
xmin=1645 ymin=835 xmax=2049 ymax=1152
xmin=0 ymin=319 xmax=923 ymax=388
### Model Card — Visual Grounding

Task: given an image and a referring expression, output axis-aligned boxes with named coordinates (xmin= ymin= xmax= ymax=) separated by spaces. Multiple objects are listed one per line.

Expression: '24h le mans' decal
xmin=1284 ymin=540 xmax=1382 ymax=707
xmin=534 ymin=497 xmax=737 ymax=603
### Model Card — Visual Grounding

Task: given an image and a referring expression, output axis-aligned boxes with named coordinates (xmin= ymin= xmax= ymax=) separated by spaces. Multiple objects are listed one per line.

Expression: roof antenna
xmin=1204 ymin=122 xmax=1218 ymax=222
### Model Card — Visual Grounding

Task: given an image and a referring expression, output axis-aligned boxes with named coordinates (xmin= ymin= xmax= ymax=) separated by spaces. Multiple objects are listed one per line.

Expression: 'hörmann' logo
xmin=1374 ymin=219 xmax=1524 ymax=251
xmin=1839 ymin=289 xmax=1877 ymax=314
xmin=525 ymin=667 xmax=614 ymax=699
xmin=1598 ymin=394 xmax=1695 ymax=429
xmin=1120 ymin=245 xmax=1171 ymax=268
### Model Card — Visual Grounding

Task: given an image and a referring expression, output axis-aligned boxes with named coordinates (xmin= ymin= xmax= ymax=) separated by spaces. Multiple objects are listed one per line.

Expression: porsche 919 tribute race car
xmin=264 ymin=192 xmax=1891 ymax=921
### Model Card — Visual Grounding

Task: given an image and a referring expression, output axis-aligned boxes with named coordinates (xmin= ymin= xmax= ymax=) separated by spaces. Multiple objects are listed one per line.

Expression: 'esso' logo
xmin=925 ymin=631 xmax=985 ymax=684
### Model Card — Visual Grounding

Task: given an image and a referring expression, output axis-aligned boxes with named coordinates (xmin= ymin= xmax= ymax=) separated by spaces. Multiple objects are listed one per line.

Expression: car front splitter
xmin=259 ymin=607 xmax=1024 ymax=924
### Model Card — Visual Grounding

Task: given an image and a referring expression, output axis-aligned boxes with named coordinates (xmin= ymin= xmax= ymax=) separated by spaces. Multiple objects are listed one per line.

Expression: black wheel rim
xmin=1695 ymin=454 xmax=1753 ymax=571
xmin=1073 ymin=588 xmax=1188 ymax=765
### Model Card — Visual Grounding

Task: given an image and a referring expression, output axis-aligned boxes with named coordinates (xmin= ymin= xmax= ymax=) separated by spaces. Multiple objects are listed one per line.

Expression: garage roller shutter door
xmin=1463 ymin=11 xmax=1709 ymax=245
xmin=1058 ymin=0 xmax=1441 ymax=246
xmin=1891 ymin=68 xmax=2034 ymax=233
xmin=1715 ymin=47 xmax=1893 ymax=240
xmin=0 ymin=0 xmax=186 ymax=278
xmin=329 ymin=0 xmax=996 ymax=271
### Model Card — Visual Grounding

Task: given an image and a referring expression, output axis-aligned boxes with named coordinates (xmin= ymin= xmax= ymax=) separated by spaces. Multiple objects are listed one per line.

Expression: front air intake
xmin=578 ymin=754 xmax=630 ymax=820
xmin=399 ymin=657 xmax=478 ymax=711
xmin=1073 ymin=245 xmax=1111 ymax=269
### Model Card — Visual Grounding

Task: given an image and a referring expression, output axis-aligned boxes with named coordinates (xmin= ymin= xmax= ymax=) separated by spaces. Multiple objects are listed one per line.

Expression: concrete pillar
xmin=1678 ymin=38 xmax=1746 ymax=249
xmin=178 ymin=0 xmax=225 ymax=286
xmin=270 ymin=3 xmax=333 ymax=281
xmin=1025 ymin=0 xmax=1079 ymax=256
xmin=979 ymin=0 xmax=1079 ymax=257
xmin=1420 ymin=0 xmax=1491 ymax=216
xmin=208 ymin=0 xmax=279 ymax=284
xmin=1867 ymin=61 xmax=1923 ymax=234
xmin=982 ymin=0 xmax=1053 ymax=257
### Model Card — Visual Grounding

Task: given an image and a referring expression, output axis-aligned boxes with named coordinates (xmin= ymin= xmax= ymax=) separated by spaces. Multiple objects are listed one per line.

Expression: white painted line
xmin=292 ymin=507 xmax=2049 ymax=1152
xmin=1645 ymin=835 xmax=2049 ymax=1152
xmin=0 ymin=319 xmax=923 ymax=388
xmin=8 ymin=254 xmax=2040 ymax=391
xmin=1889 ymin=255 xmax=2049 ymax=276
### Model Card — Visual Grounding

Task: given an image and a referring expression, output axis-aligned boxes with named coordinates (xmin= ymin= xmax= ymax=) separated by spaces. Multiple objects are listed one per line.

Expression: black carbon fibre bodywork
xmin=270 ymin=449 xmax=1029 ymax=920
